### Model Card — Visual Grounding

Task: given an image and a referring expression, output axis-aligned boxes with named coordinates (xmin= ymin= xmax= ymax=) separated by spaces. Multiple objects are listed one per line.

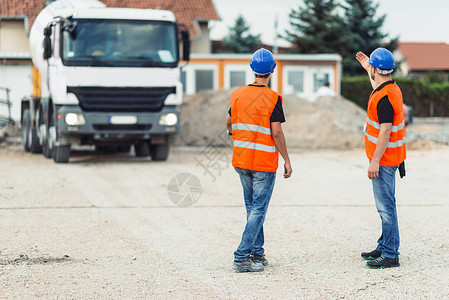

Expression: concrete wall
xmin=0 ymin=20 xmax=30 ymax=52
xmin=190 ymin=22 xmax=211 ymax=54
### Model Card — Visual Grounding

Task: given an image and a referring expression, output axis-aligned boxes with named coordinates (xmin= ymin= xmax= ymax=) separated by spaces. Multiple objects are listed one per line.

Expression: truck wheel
xmin=150 ymin=144 xmax=169 ymax=161
xmin=42 ymin=122 xmax=53 ymax=158
xmin=30 ymin=119 xmax=42 ymax=153
xmin=43 ymin=110 xmax=56 ymax=159
xmin=53 ymin=145 xmax=71 ymax=163
xmin=134 ymin=142 xmax=150 ymax=157
xmin=22 ymin=109 xmax=31 ymax=151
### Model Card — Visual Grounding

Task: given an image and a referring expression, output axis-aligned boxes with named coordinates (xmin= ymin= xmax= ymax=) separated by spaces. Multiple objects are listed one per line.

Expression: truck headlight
xmin=65 ymin=113 xmax=86 ymax=126
xmin=159 ymin=113 xmax=178 ymax=126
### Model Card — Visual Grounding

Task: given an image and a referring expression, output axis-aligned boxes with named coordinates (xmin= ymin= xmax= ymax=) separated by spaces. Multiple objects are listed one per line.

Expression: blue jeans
xmin=234 ymin=167 xmax=276 ymax=261
xmin=372 ymin=165 xmax=400 ymax=259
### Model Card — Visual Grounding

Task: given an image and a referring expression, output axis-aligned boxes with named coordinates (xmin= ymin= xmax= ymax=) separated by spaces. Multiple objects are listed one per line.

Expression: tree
xmin=341 ymin=0 xmax=398 ymax=75
xmin=284 ymin=0 xmax=348 ymax=54
xmin=284 ymin=0 xmax=398 ymax=75
xmin=222 ymin=15 xmax=262 ymax=53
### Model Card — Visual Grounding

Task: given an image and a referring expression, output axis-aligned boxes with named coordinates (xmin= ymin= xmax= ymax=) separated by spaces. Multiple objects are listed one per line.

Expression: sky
xmin=209 ymin=0 xmax=449 ymax=47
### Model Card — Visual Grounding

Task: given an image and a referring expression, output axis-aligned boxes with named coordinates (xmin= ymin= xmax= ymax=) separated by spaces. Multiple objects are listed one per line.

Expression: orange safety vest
xmin=230 ymin=84 xmax=281 ymax=172
xmin=365 ymin=81 xmax=406 ymax=166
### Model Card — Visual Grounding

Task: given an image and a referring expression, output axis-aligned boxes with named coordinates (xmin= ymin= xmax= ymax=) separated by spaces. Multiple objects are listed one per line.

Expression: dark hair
xmin=255 ymin=73 xmax=270 ymax=78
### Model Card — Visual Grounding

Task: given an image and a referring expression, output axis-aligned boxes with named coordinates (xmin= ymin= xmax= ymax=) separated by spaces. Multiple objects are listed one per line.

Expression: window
xmin=230 ymin=71 xmax=246 ymax=88
xmin=314 ymin=73 xmax=330 ymax=92
xmin=62 ymin=20 xmax=178 ymax=67
xmin=287 ymin=71 xmax=304 ymax=93
xmin=195 ymin=70 xmax=214 ymax=92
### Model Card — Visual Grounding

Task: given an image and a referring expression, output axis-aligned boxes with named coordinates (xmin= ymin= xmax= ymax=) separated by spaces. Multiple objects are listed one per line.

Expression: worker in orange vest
xmin=225 ymin=48 xmax=292 ymax=272
xmin=356 ymin=48 xmax=406 ymax=269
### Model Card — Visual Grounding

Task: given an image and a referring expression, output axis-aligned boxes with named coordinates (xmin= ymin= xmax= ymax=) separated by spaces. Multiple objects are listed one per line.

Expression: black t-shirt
xmin=373 ymin=80 xmax=395 ymax=124
xmin=377 ymin=96 xmax=394 ymax=124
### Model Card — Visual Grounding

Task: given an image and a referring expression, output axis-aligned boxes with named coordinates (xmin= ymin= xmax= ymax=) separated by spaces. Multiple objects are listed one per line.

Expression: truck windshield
xmin=62 ymin=19 xmax=178 ymax=67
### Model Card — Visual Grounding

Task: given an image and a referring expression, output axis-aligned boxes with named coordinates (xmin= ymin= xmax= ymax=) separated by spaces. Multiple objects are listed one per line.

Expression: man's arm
xmin=368 ymin=123 xmax=392 ymax=179
xmin=356 ymin=51 xmax=377 ymax=89
xmin=226 ymin=114 xmax=232 ymax=132
xmin=271 ymin=122 xmax=292 ymax=178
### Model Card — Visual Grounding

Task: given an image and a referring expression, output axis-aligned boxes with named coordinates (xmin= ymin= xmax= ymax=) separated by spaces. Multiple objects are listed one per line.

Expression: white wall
xmin=0 ymin=64 xmax=33 ymax=121
xmin=190 ymin=22 xmax=211 ymax=54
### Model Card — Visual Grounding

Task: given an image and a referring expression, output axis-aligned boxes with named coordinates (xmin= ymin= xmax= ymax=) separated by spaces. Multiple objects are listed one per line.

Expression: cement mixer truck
xmin=21 ymin=0 xmax=190 ymax=162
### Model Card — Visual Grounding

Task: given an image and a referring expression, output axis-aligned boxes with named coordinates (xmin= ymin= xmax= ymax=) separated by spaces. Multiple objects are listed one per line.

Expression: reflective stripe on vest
xmin=365 ymin=132 xmax=405 ymax=148
xmin=366 ymin=117 xmax=405 ymax=132
xmin=232 ymin=123 xmax=272 ymax=135
xmin=233 ymin=140 xmax=277 ymax=153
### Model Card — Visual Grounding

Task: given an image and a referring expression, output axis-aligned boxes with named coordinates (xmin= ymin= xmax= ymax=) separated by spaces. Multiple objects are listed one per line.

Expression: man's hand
xmin=356 ymin=52 xmax=370 ymax=71
xmin=284 ymin=160 xmax=292 ymax=179
xmin=368 ymin=161 xmax=379 ymax=179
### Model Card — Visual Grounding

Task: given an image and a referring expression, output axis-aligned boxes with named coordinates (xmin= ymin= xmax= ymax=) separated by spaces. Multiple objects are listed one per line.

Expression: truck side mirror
xmin=43 ymin=27 xmax=52 ymax=59
xmin=181 ymin=30 xmax=190 ymax=61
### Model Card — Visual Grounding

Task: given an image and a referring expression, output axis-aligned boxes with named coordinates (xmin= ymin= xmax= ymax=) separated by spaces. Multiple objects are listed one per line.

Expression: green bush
xmin=341 ymin=76 xmax=449 ymax=117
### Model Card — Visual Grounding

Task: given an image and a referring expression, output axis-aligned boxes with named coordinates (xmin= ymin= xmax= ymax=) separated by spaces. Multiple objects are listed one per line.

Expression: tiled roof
xmin=398 ymin=42 xmax=449 ymax=71
xmin=0 ymin=0 xmax=45 ymax=29
xmin=0 ymin=0 xmax=220 ymax=37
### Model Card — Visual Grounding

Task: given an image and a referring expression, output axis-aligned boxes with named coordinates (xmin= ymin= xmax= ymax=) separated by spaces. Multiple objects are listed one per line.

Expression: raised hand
xmin=356 ymin=52 xmax=370 ymax=71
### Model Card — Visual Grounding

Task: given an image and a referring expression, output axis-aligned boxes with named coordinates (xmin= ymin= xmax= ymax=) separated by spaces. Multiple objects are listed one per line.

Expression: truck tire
xmin=22 ymin=109 xmax=31 ymax=151
xmin=43 ymin=109 xmax=56 ymax=159
xmin=42 ymin=122 xmax=53 ymax=158
xmin=134 ymin=142 xmax=150 ymax=157
xmin=53 ymin=145 xmax=71 ymax=163
xmin=150 ymin=143 xmax=169 ymax=161
xmin=29 ymin=120 xmax=42 ymax=153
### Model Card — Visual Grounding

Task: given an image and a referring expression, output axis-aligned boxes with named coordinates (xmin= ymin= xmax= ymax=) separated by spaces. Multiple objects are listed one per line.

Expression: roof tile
xmin=398 ymin=42 xmax=449 ymax=71
xmin=0 ymin=0 xmax=220 ymax=37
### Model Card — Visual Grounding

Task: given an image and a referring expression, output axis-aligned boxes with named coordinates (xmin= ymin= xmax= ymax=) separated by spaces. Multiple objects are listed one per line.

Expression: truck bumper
xmin=55 ymin=105 xmax=180 ymax=145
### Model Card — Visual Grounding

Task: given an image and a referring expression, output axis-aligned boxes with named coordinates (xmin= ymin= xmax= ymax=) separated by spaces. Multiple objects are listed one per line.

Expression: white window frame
xmin=181 ymin=63 xmax=218 ymax=95
xmin=224 ymin=63 xmax=279 ymax=92
xmin=224 ymin=64 xmax=252 ymax=89
xmin=309 ymin=66 xmax=335 ymax=93
xmin=283 ymin=65 xmax=308 ymax=97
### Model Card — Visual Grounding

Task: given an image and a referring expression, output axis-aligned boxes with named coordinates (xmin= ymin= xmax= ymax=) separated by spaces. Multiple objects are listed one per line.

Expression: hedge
xmin=341 ymin=76 xmax=449 ymax=117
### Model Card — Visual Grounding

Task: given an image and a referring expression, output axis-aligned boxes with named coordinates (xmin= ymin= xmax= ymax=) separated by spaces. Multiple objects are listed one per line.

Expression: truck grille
xmin=67 ymin=86 xmax=176 ymax=112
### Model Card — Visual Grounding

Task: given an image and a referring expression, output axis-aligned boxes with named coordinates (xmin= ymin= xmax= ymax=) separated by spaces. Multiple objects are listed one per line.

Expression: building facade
xmin=182 ymin=54 xmax=341 ymax=99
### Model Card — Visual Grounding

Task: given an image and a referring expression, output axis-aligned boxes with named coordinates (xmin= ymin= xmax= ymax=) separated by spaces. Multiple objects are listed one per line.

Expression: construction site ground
xmin=1 ymin=140 xmax=448 ymax=298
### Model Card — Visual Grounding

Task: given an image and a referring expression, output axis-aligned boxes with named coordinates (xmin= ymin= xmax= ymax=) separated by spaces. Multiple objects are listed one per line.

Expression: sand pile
xmin=282 ymin=94 xmax=366 ymax=149
xmin=174 ymin=90 xmax=367 ymax=149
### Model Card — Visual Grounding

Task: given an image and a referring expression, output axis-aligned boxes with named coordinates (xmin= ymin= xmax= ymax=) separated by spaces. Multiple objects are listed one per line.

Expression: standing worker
xmin=356 ymin=48 xmax=406 ymax=269
xmin=226 ymin=48 xmax=292 ymax=272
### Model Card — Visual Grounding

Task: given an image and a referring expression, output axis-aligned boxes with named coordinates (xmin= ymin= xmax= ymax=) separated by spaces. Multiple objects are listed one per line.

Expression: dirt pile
xmin=174 ymin=89 xmax=366 ymax=149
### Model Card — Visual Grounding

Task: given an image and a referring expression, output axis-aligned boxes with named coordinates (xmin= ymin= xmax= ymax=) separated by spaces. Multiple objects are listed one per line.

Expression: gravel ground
xmin=0 ymin=143 xmax=449 ymax=299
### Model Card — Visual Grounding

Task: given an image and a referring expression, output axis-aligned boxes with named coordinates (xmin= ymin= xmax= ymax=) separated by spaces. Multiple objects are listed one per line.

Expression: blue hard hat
xmin=250 ymin=48 xmax=276 ymax=74
xmin=367 ymin=47 xmax=395 ymax=69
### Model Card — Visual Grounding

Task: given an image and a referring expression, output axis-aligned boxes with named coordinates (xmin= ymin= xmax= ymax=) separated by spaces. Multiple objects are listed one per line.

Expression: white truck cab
xmin=21 ymin=0 xmax=190 ymax=162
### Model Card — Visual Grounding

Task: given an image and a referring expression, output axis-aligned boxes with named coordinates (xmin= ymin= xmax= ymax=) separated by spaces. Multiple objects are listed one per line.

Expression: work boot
xmin=361 ymin=249 xmax=382 ymax=260
xmin=250 ymin=254 xmax=268 ymax=266
xmin=366 ymin=256 xmax=400 ymax=269
xmin=233 ymin=258 xmax=264 ymax=272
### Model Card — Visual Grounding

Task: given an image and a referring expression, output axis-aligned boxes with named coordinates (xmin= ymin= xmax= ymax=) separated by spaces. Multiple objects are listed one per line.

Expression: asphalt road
xmin=1 ymin=144 xmax=448 ymax=299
